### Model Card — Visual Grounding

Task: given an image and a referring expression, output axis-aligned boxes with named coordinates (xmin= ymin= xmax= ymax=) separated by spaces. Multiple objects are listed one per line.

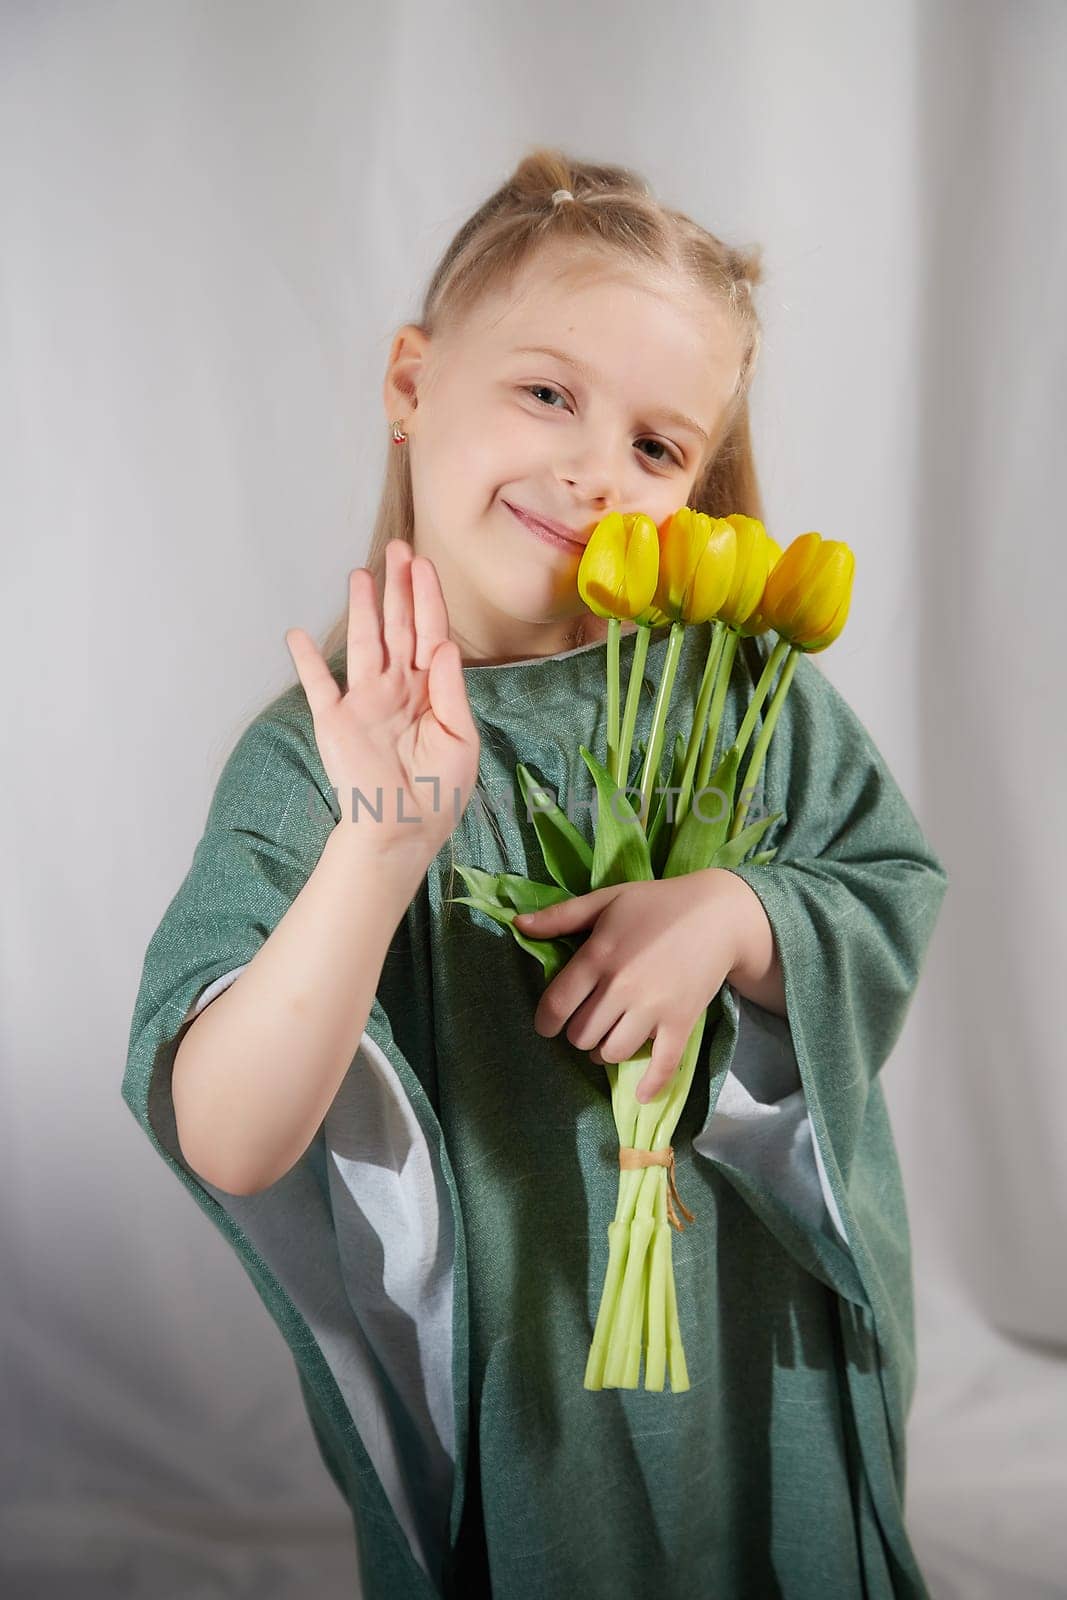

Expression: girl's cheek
xmin=488 ymin=408 xmax=534 ymax=450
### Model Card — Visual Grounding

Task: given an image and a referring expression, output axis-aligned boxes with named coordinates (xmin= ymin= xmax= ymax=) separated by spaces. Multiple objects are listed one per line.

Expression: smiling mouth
xmin=504 ymin=501 xmax=586 ymax=551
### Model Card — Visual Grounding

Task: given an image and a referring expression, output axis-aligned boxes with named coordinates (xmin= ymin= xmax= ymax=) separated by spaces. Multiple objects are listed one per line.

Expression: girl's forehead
xmin=490 ymin=250 xmax=695 ymax=325
xmin=473 ymin=265 xmax=722 ymax=362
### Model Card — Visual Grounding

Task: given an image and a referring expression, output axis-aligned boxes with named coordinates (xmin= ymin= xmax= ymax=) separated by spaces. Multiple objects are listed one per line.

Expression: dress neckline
xmin=461 ymin=623 xmax=670 ymax=674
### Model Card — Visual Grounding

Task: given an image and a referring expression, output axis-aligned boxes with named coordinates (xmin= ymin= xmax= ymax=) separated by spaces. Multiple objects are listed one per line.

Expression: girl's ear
xmin=382 ymin=324 xmax=432 ymax=423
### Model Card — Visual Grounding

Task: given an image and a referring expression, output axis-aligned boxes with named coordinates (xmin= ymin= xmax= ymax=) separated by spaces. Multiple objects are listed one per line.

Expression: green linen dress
xmin=122 ymin=619 xmax=948 ymax=1599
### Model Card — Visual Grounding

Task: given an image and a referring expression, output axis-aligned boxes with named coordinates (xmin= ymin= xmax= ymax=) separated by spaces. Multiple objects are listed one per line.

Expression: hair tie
xmin=551 ymin=188 xmax=574 ymax=206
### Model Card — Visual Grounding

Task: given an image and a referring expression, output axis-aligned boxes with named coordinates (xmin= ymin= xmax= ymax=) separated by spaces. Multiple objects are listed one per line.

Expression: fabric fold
xmin=694 ymin=991 xmax=852 ymax=1252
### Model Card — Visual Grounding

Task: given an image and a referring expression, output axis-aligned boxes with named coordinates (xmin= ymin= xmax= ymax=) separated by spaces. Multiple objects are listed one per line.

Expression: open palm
xmin=286 ymin=539 xmax=481 ymax=860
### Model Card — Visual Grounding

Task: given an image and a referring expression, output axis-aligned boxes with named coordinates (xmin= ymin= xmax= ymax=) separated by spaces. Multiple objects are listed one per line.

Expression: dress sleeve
xmin=122 ymin=701 xmax=339 ymax=1182
xmin=694 ymin=644 xmax=949 ymax=1307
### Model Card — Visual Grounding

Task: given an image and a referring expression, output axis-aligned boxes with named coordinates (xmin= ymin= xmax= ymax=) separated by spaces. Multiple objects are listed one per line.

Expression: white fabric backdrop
xmin=2 ymin=1 xmax=1064 ymax=1595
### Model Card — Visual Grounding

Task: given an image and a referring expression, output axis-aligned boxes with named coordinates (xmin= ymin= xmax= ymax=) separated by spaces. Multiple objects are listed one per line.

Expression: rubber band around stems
xmin=618 ymin=1146 xmax=696 ymax=1232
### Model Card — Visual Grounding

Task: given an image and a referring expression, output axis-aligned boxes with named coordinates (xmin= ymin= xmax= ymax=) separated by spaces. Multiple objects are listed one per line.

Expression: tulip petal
xmin=722 ymin=514 xmax=771 ymax=627
xmin=577 ymin=511 xmax=662 ymax=622
xmin=794 ymin=543 xmax=855 ymax=643
xmin=762 ymin=532 xmax=823 ymax=635
xmin=578 ymin=513 xmax=630 ymax=619
xmin=803 ymin=580 xmax=854 ymax=651
xmin=687 ymin=518 xmax=734 ymax=623
xmin=655 ymin=507 xmax=738 ymax=624
xmin=623 ymin=514 xmax=661 ymax=617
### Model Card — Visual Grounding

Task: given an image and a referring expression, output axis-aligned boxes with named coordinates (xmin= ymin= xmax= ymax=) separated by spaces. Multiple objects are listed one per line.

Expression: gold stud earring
xmin=391 ymin=420 xmax=407 ymax=444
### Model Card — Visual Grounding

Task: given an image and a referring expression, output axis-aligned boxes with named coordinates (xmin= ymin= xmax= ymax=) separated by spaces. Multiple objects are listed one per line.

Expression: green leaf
xmin=452 ymin=863 xmax=505 ymax=902
xmin=706 ymin=811 xmax=784 ymax=870
xmin=579 ymin=744 xmax=653 ymax=888
xmin=446 ymin=893 xmax=578 ymax=984
xmin=515 ymin=762 xmax=593 ymax=896
xmin=747 ymin=847 xmax=778 ymax=866
xmin=661 ymin=742 xmax=740 ymax=879
xmin=452 ymin=862 xmax=573 ymax=917
xmin=494 ymin=873 xmax=574 ymax=914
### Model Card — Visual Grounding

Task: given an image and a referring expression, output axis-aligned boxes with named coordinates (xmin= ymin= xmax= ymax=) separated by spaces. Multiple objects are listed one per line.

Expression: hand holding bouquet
xmin=449 ymin=507 xmax=854 ymax=1391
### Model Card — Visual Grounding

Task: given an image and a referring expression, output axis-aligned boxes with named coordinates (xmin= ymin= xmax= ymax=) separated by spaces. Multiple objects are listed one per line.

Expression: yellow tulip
xmin=653 ymin=507 xmax=736 ymax=625
xmin=759 ymin=532 xmax=855 ymax=653
xmin=577 ymin=512 xmax=660 ymax=622
xmin=719 ymin=514 xmax=773 ymax=628
xmin=737 ymin=535 xmax=784 ymax=638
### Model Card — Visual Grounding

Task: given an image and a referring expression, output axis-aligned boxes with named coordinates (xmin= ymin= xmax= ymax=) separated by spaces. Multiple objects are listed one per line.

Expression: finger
xmin=410 ymin=553 xmax=452 ymax=673
xmin=514 ymin=890 xmax=607 ymax=935
xmin=381 ymin=538 xmax=417 ymax=673
xmin=564 ymin=981 xmax=625 ymax=1053
xmin=635 ymin=1029 xmax=682 ymax=1102
xmin=346 ymin=568 xmax=384 ymax=684
xmin=286 ymin=628 xmax=341 ymax=721
xmin=425 ymin=638 xmax=479 ymax=747
xmin=534 ymin=959 xmax=599 ymax=1038
xmin=596 ymin=1011 xmax=654 ymax=1066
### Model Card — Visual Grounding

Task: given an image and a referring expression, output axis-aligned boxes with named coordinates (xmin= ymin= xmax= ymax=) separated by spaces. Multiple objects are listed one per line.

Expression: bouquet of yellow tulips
xmin=449 ymin=507 xmax=855 ymax=1392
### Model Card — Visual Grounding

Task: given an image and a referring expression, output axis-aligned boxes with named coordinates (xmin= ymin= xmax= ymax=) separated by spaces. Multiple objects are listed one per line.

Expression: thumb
xmin=514 ymin=887 xmax=614 ymax=933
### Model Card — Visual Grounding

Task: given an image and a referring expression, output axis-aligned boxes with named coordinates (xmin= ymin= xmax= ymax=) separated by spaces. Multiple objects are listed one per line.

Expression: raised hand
xmin=285 ymin=539 xmax=481 ymax=862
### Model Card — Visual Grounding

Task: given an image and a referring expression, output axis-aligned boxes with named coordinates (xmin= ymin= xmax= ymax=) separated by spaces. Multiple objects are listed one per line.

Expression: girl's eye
xmin=522 ymin=384 xmax=683 ymax=469
xmin=526 ymin=383 xmax=569 ymax=410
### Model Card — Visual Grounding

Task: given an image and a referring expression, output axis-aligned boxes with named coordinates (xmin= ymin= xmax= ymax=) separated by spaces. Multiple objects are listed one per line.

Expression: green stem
xmin=637 ymin=620 xmax=686 ymax=830
xmin=644 ymin=1185 xmax=670 ymax=1391
xmin=694 ymin=628 xmax=740 ymax=798
xmin=729 ymin=644 xmax=799 ymax=839
xmin=606 ymin=617 xmax=620 ymax=783
xmin=672 ymin=620 xmax=726 ymax=843
xmin=733 ymin=635 xmax=790 ymax=767
xmin=615 ymin=623 xmax=652 ymax=790
xmin=584 ymin=1214 xmax=633 ymax=1390
xmin=587 ymin=1057 xmax=654 ymax=1391
xmin=603 ymin=1189 xmax=657 ymax=1386
xmin=592 ymin=1008 xmax=707 ymax=1389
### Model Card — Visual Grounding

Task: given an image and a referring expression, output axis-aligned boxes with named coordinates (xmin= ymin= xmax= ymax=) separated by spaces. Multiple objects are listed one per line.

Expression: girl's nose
xmin=557 ymin=449 xmax=623 ymax=508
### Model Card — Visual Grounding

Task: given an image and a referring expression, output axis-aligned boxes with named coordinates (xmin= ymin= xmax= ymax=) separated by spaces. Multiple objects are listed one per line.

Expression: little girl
xmin=123 ymin=149 xmax=948 ymax=1600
